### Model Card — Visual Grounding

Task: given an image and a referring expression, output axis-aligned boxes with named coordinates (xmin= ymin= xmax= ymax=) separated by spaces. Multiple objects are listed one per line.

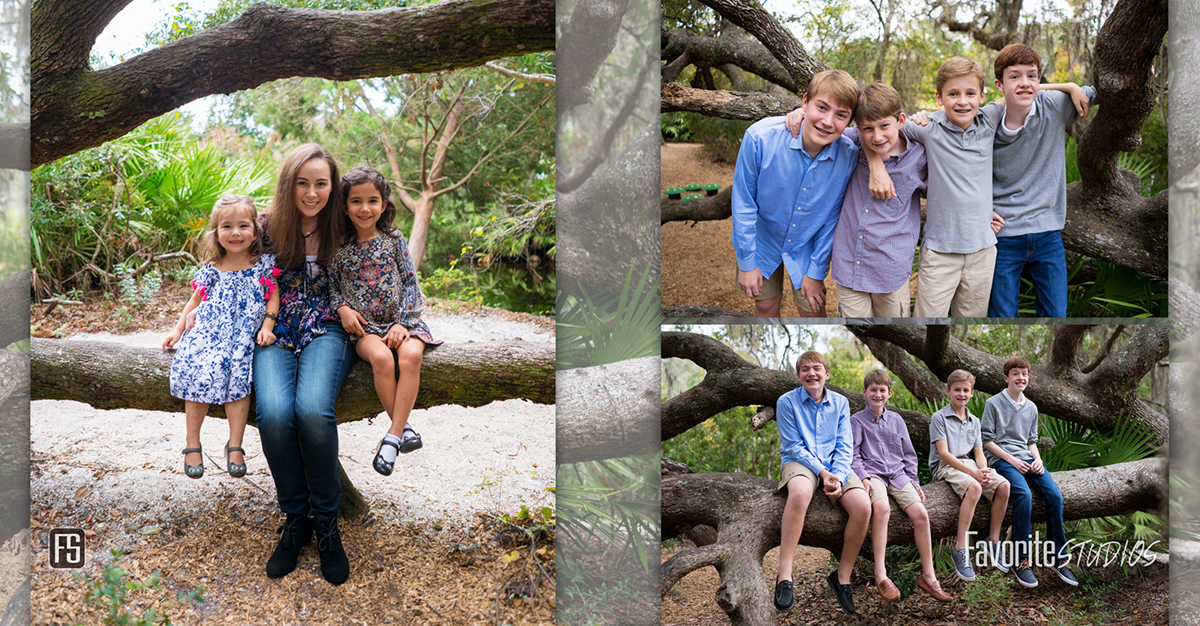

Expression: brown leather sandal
xmin=876 ymin=577 xmax=901 ymax=602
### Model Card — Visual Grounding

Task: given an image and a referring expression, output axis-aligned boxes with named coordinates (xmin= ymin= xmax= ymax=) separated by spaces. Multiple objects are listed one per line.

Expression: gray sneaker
xmin=988 ymin=540 xmax=1010 ymax=573
xmin=953 ymin=547 xmax=976 ymax=581
xmin=1013 ymin=558 xmax=1038 ymax=588
xmin=1055 ymin=564 xmax=1079 ymax=587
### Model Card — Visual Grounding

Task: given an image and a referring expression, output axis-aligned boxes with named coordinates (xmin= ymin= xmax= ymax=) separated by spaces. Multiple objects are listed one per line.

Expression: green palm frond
xmin=557 ymin=262 xmax=660 ymax=369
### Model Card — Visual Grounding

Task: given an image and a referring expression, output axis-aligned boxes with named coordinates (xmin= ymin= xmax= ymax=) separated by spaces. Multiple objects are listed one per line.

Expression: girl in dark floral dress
xmin=328 ymin=166 xmax=442 ymax=477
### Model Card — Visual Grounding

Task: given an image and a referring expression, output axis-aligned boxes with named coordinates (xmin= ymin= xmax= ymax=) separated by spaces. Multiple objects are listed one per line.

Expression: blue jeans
xmin=988 ymin=231 xmax=1067 ymax=318
xmin=992 ymin=460 xmax=1067 ymax=566
xmin=253 ymin=324 xmax=355 ymax=517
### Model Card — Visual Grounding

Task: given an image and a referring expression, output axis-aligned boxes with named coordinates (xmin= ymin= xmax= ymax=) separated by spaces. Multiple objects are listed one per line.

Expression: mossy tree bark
xmin=31 ymin=0 xmax=555 ymax=167
xmin=30 ymin=337 xmax=553 ymax=518
xmin=29 ymin=338 xmax=554 ymax=418
xmin=661 ymin=460 xmax=1165 ymax=626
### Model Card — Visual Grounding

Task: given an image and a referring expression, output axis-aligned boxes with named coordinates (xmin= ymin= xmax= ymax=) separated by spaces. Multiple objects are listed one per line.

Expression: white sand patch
xmin=36 ymin=313 xmax=554 ymax=527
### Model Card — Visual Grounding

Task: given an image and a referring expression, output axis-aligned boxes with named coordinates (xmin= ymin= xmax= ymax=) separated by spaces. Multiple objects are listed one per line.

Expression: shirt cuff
xmin=736 ymin=256 xmax=760 ymax=273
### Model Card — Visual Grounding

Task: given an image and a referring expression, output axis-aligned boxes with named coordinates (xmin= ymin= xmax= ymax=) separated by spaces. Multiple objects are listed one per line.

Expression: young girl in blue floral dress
xmin=163 ymin=195 xmax=280 ymax=479
xmin=328 ymin=166 xmax=441 ymax=476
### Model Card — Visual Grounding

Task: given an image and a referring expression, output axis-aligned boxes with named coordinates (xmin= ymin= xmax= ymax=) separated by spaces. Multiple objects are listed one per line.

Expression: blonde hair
xmin=796 ymin=350 xmax=830 ymax=372
xmin=806 ymin=69 xmax=861 ymax=114
xmin=203 ymin=195 xmax=261 ymax=263
xmin=862 ymin=368 xmax=893 ymax=390
xmin=936 ymin=56 xmax=985 ymax=94
xmin=946 ymin=369 xmax=976 ymax=389
xmin=855 ymin=82 xmax=903 ymax=124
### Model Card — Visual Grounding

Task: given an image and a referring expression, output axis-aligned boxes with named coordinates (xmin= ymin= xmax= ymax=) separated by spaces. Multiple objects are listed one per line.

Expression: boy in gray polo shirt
xmin=865 ymin=57 xmax=1001 ymax=317
xmin=929 ymin=369 xmax=1011 ymax=581
xmin=989 ymin=43 xmax=1096 ymax=317
xmin=981 ymin=356 xmax=1077 ymax=588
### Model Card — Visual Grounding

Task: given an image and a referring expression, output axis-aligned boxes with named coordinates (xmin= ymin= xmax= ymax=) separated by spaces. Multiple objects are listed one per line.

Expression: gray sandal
xmin=182 ymin=447 xmax=203 ymax=479
xmin=225 ymin=442 xmax=247 ymax=478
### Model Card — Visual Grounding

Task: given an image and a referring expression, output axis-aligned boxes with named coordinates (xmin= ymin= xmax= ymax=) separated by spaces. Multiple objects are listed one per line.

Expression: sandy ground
xmin=32 ymin=308 xmax=555 ymax=529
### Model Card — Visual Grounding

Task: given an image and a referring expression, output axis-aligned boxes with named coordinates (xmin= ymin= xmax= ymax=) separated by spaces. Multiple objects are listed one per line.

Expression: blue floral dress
xmin=169 ymin=254 xmax=279 ymax=404
xmin=328 ymin=230 xmax=440 ymax=345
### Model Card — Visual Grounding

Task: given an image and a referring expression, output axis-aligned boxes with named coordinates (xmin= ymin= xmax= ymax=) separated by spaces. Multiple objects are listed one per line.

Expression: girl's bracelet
xmin=264 ymin=312 xmax=278 ymax=321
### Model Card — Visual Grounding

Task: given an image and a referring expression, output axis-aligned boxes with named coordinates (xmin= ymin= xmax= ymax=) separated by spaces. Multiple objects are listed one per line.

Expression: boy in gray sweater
xmin=989 ymin=44 xmax=1095 ymax=317
xmin=981 ymin=356 xmax=1077 ymax=588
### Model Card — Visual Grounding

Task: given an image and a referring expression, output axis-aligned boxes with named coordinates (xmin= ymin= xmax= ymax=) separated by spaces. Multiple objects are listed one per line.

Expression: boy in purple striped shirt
xmin=851 ymin=369 xmax=952 ymax=602
xmin=786 ymin=83 xmax=926 ymax=317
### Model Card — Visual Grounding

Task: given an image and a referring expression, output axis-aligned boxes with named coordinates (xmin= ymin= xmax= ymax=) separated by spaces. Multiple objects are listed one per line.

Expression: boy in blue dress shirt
xmin=732 ymin=70 xmax=860 ymax=317
xmin=773 ymin=351 xmax=871 ymax=614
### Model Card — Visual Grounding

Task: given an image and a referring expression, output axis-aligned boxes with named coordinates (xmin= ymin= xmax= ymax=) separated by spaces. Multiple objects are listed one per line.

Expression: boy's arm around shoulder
xmin=1039 ymin=83 xmax=1096 ymax=121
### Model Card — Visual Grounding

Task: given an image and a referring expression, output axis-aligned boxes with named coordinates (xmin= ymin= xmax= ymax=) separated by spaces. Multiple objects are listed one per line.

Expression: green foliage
xmin=31 ymin=112 xmax=274 ymax=297
xmin=683 ymin=113 xmax=750 ymax=163
xmin=116 ymin=264 xmax=163 ymax=308
xmin=421 ymin=266 xmax=484 ymax=305
xmin=660 ymin=112 xmax=694 ymax=142
xmin=558 ymin=263 xmax=659 ymax=369
xmin=83 ymin=550 xmax=204 ymax=626
xmin=958 ymin=571 xmax=1013 ymax=623
xmin=662 ymin=405 xmax=779 ymax=477
xmin=557 ymin=453 xmax=659 ymax=574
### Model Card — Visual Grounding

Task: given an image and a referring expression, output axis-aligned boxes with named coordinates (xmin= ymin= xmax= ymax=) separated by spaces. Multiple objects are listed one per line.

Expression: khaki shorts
xmin=934 ymin=458 xmax=1009 ymax=500
xmin=913 ymin=244 xmax=997 ymax=318
xmin=778 ymin=461 xmax=865 ymax=503
xmin=865 ymin=477 xmax=922 ymax=510
xmin=736 ymin=268 xmax=815 ymax=313
xmin=836 ymin=282 xmax=910 ymax=318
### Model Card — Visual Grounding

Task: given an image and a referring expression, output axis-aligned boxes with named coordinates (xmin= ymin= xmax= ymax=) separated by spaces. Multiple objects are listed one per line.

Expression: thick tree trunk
xmin=32 ymin=0 xmax=555 ymax=166
xmin=662 ymin=458 xmax=1165 ymax=626
xmin=407 ymin=195 xmax=436 ymax=274
xmin=557 ymin=356 xmax=661 ymax=464
xmin=29 ymin=337 xmax=554 ymax=419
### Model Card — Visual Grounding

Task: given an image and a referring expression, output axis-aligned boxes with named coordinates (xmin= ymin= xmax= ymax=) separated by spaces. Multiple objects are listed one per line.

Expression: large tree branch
xmin=661 ymin=27 xmax=799 ymax=93
xmin=848 ymin=325 xmax=1167 ymax=443
xmin=860 ymin=336 xmax=945 ymax=404
xmin=660 ymin=82 xmax=799 ymax=120
xmin=662 ymin=331 xmax=930 ymax=444
xmin=695 ymin=0 xmax=827 ymax=89
xmin=30 ymin=338 xmax=553 ymax=420
xmin=557 ymin=0 xmax=631 ymax=109
xmin=930 ymin=0 xmax=1022 ymax=51
xmin=32 ymin=0 xmax=555 ymax=166
xmin=661 ymin=459 xmax=1164 ymax=626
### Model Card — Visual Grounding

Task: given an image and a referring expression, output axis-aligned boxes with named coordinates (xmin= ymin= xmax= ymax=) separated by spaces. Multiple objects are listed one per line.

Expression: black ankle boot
xmin=265 ymin=513 xmax=313 ymax=578
xmin=313 ymin=515 xmax=349 ymax=585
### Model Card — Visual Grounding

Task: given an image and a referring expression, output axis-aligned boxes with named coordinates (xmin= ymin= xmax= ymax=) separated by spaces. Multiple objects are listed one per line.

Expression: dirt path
xmin=661 ymin=142 xmax=846 ymax=317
